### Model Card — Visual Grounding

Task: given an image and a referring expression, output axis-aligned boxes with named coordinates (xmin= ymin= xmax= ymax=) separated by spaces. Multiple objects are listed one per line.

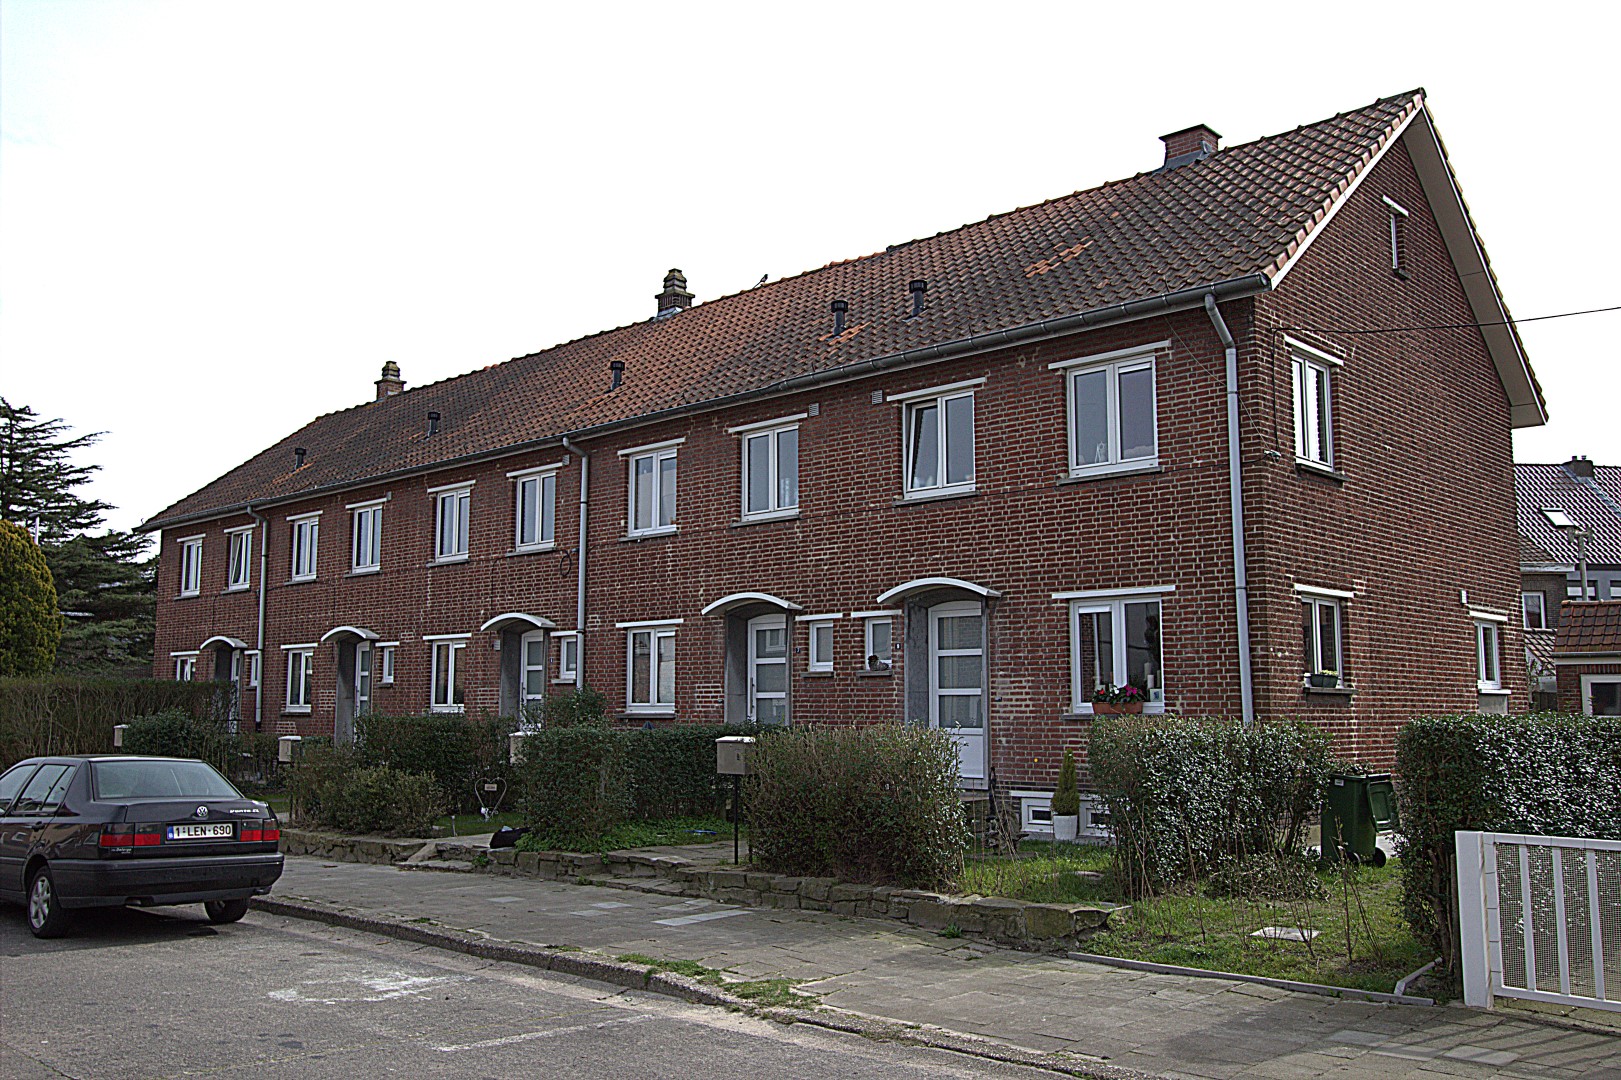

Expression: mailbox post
xmin=716 ymin=736 xmax=756 ymax=865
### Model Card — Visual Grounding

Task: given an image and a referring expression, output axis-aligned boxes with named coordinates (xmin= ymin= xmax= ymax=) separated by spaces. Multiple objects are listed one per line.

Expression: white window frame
xmin=246 ymin=650 xmax=260 ymax=689
xmin=1050 ymin=343 xmax=1164 ymax=478
xmin=1301 ymin=596 xmax=1344 ymax=685
xmin=282 ymin=646 xmax=315 ymax=713
xmin=225 ymin=527 xmax=253 ymax=592
xmin=621 ymin=439 xmax=682 ymax=537
xmin=288 ymin=513 xmax=320 ymax=582
xmin=172 ymin=651 xmax=198 ymax=681
xmin=1522 ymin=591 xmax=1547 ymax=631
xmin=427 ymin=634 xmax=469 ymax=712
xmin=519 ymin=629 xmax=548 ymax=705
xmin=1383 ymin=195 xmax=1410 ymax=276
xmin=746 ymin=614 xmax=788 ymax=724
xmin=376 ymin=642 xmax=397 ymax=685
xmin=619 ymin=619 xmax=680 ymax=714
xmin=349 ymin=499 xmax=384 ymax=573
xmin=856 ymin=610 xmax=896 ymax=672
xmin=889 ymin=379 xmax=981 ymax=499
xmin=731 ymin=415 xmax=804 ymax=522
xmin=177 ymin=536 xmax=203 ymax=597
xmin=1579 ymin=674 xmax=1621 ymax=717
xmin=1473 ymin=614 xmax=1505 ymax=692
xmin=1056 ymin=585 xmax=1173 ymax=714
xmin=431 ymin=483 xmax=472 ymax=563
xmin=799 ymin=613 xmax=840 ymax=674
xmin=554 ymin=631 xmax=579 ymax=684
xmin=1287 ymin=338 xmax=1341 ymax=470
xmin=510 ymin=466 xmax=559 ymax=553
xmin=355 ymin=641 xmax=373 ymax=717
xmin=1014 ymin=791 xmax=1055 ymax=835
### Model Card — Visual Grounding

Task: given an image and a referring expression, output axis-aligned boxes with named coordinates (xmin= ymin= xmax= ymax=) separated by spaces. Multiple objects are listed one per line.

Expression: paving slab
xmin=270 ymin=856 xmax=1621 ymax=1078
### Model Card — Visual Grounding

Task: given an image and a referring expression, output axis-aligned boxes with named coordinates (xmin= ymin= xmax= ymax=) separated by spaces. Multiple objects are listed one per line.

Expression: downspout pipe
xmin=1204 ymin=295 xmax=1256 ymax=728
xmin=247 ymin=504 xmax=269 ymax=731
xmin=561 ymin=437 xmax=589 ymax=689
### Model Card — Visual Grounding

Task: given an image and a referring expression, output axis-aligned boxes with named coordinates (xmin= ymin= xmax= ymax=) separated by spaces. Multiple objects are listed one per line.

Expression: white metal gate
xmin=1456 ymin=830 xmax=1621 ymax=1012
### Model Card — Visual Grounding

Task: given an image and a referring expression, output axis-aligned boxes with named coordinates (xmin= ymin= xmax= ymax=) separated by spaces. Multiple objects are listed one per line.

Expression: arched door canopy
xmin=197 ymin=635 xmax=249 ymax=651
xmin=874 ymin=577 xmax=1000 ymax=606
xmin=319 ymin=625 xmax=380 ymax=645
xmin=700 ymin=592 xmax=803 ymax=617
xmin=479 ymin=612 xmax=558 ymax=633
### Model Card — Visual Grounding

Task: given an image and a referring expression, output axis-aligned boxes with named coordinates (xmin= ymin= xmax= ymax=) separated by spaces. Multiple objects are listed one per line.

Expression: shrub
xmin=1395 ymin=712 xmax=1621 ymax=975
xmin=122 ymin=709 xmax=235 ymax=770
xmin=746 ymin=724 xmax=970 ymax=888
xmin=1089 ymin=715 xmax=1330 ymax=897
xmin=0 ymin=521 xmax=61 ymax=677
xmin=540 ymin=686 xmax=609 ymax=728
xmin=355 ymin=712 xmax=515 ymax=814
xmin=286 ymin=743 xmax=444 ymax=836
xmin=0 ymin=676 xmax=231 ymax=766
xmin=1051 ymin=748 xmax=1080 ymax=818
xmin=513 ymin=727 xmax=633 ymax=848
xmin=626 ymin=725 xmax=753 ymax=819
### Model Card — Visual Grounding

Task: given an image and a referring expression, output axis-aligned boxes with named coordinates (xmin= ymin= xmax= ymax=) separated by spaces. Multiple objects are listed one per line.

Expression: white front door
xmin=929 ymin=601 xmax=985 ymax=780
xmin=520 ymin=630 xmax=547 ymax=723
xmin=747 ymin=614 xmax=788 ymax=725
xmin=354 ymin=642 xmax=372 ymax=718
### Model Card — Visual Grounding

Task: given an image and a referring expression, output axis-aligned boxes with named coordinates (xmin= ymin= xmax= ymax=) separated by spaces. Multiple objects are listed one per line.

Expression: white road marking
xmin=654 ymin=908 xmax=749 ymax=927
xmin=591 ymin=902 xmax=632 ymax=909
xmin=435 ymin=1012 xmax=654 ymax=1051
xmin=485 ymin=896 xmax=524 ymax=903
xmin=269 ymin=972 xmax=472 ymax=1004
xmin=657 ymin=899 xmax=713 ymax=911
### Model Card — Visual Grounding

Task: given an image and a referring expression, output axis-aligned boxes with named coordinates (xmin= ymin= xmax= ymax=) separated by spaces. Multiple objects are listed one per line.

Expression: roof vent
xmin=1565 ymin=455 xmax=1596 ymax=479
xmin=375 ymin=361 xmax=405 ymax=401
xmin=293 ymin=447 xmax=307 ymax=469
xmin=427 ymin=411 xmax=441 ymax=437
xmin=610 ymin=359 xmax=625 ymax=390
xmin=655 ymin=269 xmax=693 ymax=317
xmin=1159 ymin=124 xmax=1221 ymax=170
xmin=831 ymin=299 xmax=849 ymax=336
xmin=909 ymin=280 xmax=928 ymax=317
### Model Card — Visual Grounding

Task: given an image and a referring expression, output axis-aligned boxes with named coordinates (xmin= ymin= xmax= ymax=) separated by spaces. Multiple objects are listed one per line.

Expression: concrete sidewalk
xmin=268 ymin=855 xmax=1620 ymax=1079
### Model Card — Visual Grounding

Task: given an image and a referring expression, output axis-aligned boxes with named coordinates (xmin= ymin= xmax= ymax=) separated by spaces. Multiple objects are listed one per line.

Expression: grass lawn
xmin=956 ymin=841 xmax=1435 ymax=997
xmin=515 ymin=816 xmax=733 ymax=854
xmin=436 ymin=809 xmax=525 ymax=835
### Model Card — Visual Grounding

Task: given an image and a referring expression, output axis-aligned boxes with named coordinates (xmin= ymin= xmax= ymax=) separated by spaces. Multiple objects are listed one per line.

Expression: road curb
xmin=1066 ymin=949 xmax=1436 ymax=1006
xmin=251 ymin=895 xmax=1149 ymax=1079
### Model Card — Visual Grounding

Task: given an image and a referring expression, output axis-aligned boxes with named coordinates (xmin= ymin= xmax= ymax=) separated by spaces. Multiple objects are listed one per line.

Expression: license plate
xmin=167 ymin=823 xmax=234 ymax=840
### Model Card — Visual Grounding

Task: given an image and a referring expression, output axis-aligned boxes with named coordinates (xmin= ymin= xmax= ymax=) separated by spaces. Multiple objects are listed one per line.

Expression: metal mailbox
xmin=716 ymin=735 xmax=757 ymax=776
xmin=277 ymin=734 xmax=304 ymax=763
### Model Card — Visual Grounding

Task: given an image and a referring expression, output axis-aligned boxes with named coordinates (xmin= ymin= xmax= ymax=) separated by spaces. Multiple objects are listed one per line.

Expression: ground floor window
xmin=1300 ymin=594 xmax=1344 ymax=687
xmin=556 ymin=632 xmax=579 ymax=683
xmin=429 ymin=637 xmax=467 ymax=712
xmin=1064 ymin=591 xmax=1166 ymax=711
xmin=1581 ymin=675 xmax=1621 ymax=716
xmin=173 ymin=653 xmax=197 ymax=681
xmin=1475 ymin=617 xmax=1503 ymax=691
xmin=625 ymin=623 xmax=677 ymax=713
xmin=285 ymin=648 xmax=314 ymax=712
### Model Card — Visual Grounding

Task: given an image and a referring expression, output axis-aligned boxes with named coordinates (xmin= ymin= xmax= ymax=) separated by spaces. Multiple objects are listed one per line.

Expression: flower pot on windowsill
xmin=1306 ymin=672 xmax=1340 ymax=689
xmin=1052 ymin=814 xmax=1080 ymax=842
xmin=1092 ymin=702 xmax=1144 ymax=715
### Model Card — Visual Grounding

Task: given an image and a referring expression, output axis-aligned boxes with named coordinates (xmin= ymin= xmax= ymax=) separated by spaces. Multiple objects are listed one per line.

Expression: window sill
xmin=893 ymin=487 xmax=977 ymax=507
xmin=857 ymin=667 xmax=894 ymax=678
xmin=223 ymin=585 xmax=251 ymax=594
xmin=430 ymin=555 xmax=469 ymax=566
xmin=622 ymin=528 xmax=678 ymax=542
xmin=1302 ymin=684 xmax=1355 ymax=699
xmin=282 ymin=707 xmax=311 ymax=716
xmin=1295 ymin=460 xmax=1346 ymax=484
xmin=1066 ymin=704 xmax=1167 ymax=717
xmin=430 ymin=706 xmax=467 ymax=714
xmin=1059 ymin=461 xmax=1163 ymax=485
xmin=620 ymin=710 xmax=675 ymax=720
xmin=286 ymin=577 xmax=317 ymax=586
xmin=347 ymin=567 xmax=381 ymax=577
xmin=176 ymin=592 xmax=200 ymax=600
xmin=552 ymin=676 xmax=579 ymax=685
xmin=1477 ymin=687 xmax=1511 ymax=697
xmin=732 ymin=510 xmax=800 ymax=527
xmin=508 ymin=544 xmax=557 ymax=557
xmin=803 ymin=670 xmax=834 ymax=679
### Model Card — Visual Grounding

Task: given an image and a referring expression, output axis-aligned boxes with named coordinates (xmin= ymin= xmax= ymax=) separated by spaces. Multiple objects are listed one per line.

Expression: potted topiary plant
xmin=1051 ymin=748 xmax=1081 ymax=842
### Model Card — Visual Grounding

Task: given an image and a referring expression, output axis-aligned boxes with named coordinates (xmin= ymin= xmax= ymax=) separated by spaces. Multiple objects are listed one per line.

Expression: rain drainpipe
xmin=561 ymin=437 xmax=589 ymax=689
xmin=247 ymin=504 xmax=269 ymax=731
xmin=1204 ymin=294 xmax=1256 ymax=727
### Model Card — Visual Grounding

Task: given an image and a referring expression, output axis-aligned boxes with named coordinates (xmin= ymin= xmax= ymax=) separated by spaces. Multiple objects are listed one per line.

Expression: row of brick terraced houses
xmin=142 ymin=91 xmax=1547 ymax=824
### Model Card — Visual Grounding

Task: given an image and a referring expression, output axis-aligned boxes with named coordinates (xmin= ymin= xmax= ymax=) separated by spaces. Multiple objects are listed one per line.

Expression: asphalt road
xmin=0 ymin=903 xmax=1073 ymax=1080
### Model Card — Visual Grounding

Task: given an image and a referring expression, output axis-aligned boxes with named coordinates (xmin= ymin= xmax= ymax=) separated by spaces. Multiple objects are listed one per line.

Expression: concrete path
xmin=272 ymin=856 xmax=1621 ymax=1079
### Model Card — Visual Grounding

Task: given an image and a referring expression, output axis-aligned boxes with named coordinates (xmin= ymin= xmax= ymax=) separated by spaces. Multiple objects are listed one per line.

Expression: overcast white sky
xmin=3 ymin=1 xmax=1618 ymax=534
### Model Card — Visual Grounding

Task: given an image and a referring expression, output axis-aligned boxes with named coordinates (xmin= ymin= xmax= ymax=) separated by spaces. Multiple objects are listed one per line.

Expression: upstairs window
xmin=1053 ymin=344 xmax=1161 ymax=477
xmin=351 ymin=501 xmax=383 ymax=573
xmin=1384 ymin=196 xmax=1410 ymax=279
xmin=429 ymin=637 xmax=468 ymax=712
xmin=226 ymin=528 xmax=252 ymax=591
xmin=1522 ymin=592 xmax=1547 ymax=631
xmin=512 ymin=468 xmax=557 ymax=551
xmin=890 ymin=379 xmax=980 ymax=498
xmin=433 ymin=485 xmax=471 ymax=562
xmin=288 ymin=514 xmax=319 ymax=581
xmin=178 ymin=536 xmax=203 ymax=597
xmin=1288 ymin=338 xmax=1340 ymax=470
xmin=732 ymin=416 xmax=801 ymax=521
xmin=622 ymin=440 xmax=681 ymax=536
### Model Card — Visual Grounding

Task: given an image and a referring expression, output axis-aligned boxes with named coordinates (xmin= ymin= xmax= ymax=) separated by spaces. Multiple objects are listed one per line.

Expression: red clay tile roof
xmin=1515 ymin=462 xmax=1621 ymax=568
xmin=144 ymin=92 xmax=1434 ymax=531
xmin=1554 ymin=601 xmax=1621 ymax=655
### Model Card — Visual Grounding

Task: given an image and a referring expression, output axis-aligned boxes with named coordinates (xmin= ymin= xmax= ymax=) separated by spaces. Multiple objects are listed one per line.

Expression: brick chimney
xmin=375 ymin=361 xmax=405 ymax=401
xmin=1565 ymin=455 xmax=1596 ymax=479
xmin=1159 ymin=124 xmax=1221 ymax=170
xmin=655 ymin=269 xmax=693 ymax=317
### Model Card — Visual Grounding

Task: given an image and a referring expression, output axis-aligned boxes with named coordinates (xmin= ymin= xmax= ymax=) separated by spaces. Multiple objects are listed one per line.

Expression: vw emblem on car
xmin=194 ymin=806 xmax=209 ymax=819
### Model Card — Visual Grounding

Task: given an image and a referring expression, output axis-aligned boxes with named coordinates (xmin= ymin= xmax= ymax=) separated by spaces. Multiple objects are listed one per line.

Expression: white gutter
xmin=247 ymin=504 xmax=269 ymax=731
xmin=1204 ymin=295 xmax=1255 ymax=727
xmin=561 ymin=437 xmax=589 ymax=689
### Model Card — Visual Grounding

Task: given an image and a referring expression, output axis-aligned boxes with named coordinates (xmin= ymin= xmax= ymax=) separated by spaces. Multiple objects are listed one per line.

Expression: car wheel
xmin=27 ymin=866 xmax=73 ymax=939
xmin=203 ymin=898 xmax=251 ymax=925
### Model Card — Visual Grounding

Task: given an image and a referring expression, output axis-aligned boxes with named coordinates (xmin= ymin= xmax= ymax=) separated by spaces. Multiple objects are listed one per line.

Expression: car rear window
xmin=92 ymin=760 xmax=241 ymax=800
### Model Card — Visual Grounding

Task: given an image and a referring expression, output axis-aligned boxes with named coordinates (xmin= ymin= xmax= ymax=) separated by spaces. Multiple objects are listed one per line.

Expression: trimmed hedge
xmin=746 ymin=724 xmax=970 ymax=889
xmin=1 ymin=677 xmax=230 ymax=766
xmin=1395 ymin=713 xmax=1621 ymax=974
xmin=122 ymin=709 xmax=235 ymax=770
xmin=1089 ymin=715 xmax=1330 ymax=897
xmin=286 ymin=743 xmax=444 ymax=837
xmin=354 ymin=713 xmax=516 ymax=814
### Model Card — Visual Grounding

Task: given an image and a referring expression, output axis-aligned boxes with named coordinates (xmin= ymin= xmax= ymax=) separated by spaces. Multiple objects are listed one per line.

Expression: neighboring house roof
xmin=1515 ymin=462 xmax=1621 ymax=568
xmin=1553 ymin=601 xmax=1621 ymax=656
xmin=141 ymin=89 xmax=1544 ymax=532
xmin=1524 ymin=627 xmax=1557 ymax=675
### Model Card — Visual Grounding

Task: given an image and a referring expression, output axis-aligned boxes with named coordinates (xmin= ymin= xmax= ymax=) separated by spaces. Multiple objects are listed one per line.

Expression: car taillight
xmin=100 ymin=823 xmax=162 ymax=849
xmin=241 ymin=821 xmax=280 ymax=843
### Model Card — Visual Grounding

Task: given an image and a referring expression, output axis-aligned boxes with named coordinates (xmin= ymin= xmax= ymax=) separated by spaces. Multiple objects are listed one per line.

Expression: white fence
xmin=1456 ymin=830 xmax=1621 ymax=1013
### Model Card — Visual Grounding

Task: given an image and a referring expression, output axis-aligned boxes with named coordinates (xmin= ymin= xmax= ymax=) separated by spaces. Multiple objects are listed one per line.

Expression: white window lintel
xmin=426 ymin=480 xmax=474 ymax=496
xmin=615 ymin=618 xmax=683 ymax=630
xmin=345 ymin=495 xmax=389 ymax=510
xmin=851 ymin=609 xmax=901 ymax=620
xmin=507 ymin=463 xmax=563 ymax=480
xmin=168 ymin=650 xmax=201 ymax=658
xmin=1052 ymin=584 xmax=1176 ymax=601
xmin=617 ymin=437 xmax=686 ymax=458
xmin=177 ymin=533 xmax=205 ymax=543
xmin=223 ymin=524 xmax=255 ymax=535
xmin=795 ymin=613 xmax=844 ymax=623
xmin=885 ymin=377 xmax=985 ymax=405
xmin=1047 ymin=340 xmax=1169 ymax=372
xmin=285 ymin=511 xmax=321 ymax=522
xmin=1469 ymin=610 xmax=1510 ymax=624
xmin=1293 ymin=583 xmax=1356 ymax=601
xmin=279 ymin=642 xmax=318 ymax=651
xmin=1382 ymin=195 xmax=1410 ymax=217
xmin=1284 ymin=336 xmax=1345 ymax=367
xmin=421 ymin=632 xmax=472 ymax=641
xmin=727 ymin=413 xmax=807 ymax=436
